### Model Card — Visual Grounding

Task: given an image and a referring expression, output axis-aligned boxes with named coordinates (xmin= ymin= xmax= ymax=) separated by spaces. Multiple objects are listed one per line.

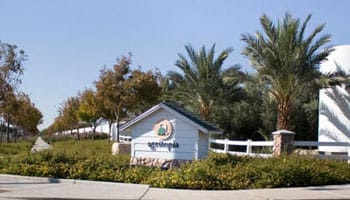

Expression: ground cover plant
xmin=1 ymin=139 xmax=350 ymax=190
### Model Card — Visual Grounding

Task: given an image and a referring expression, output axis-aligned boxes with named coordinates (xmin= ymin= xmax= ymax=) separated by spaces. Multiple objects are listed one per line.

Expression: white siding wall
xmin=318 ymin=45 xmax=350 ymax=152
xmin=131 ymin=109 xmax=200 ymax=160
xmin=319 ymin=87 xmax=350 ymax=152
xmin=198 ymin=131 xmax=209 ymax=159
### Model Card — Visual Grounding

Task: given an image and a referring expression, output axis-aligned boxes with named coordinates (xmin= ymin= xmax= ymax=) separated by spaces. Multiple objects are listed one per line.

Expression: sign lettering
xmin=148 ymin=141 xmax=179 ymax=151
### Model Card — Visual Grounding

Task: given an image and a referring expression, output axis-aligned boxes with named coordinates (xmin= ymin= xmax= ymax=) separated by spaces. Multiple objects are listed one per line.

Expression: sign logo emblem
xmin=153 ymin=119 xmax=173 ymax=140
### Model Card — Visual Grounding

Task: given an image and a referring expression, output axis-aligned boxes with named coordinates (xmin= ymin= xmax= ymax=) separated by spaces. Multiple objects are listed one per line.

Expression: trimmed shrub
xmin=1 ymin=140 xmax=350 ymax=190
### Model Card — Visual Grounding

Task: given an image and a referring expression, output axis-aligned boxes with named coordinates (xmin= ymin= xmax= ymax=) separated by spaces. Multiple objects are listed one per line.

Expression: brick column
xmin=272 ymin=130 xmax=295 ymax=156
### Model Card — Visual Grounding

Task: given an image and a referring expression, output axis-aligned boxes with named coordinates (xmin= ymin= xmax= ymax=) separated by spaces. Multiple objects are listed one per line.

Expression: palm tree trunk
xmin=199 ymin=103 xmax=211 ymax=120
xmin=276 ymin=101 xmax=292 ymax=130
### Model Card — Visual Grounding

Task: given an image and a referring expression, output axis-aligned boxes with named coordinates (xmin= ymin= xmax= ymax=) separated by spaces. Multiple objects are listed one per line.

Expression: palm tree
xmin=242 ymin=12 xmax=333 ymax=131
xmin=168 ymin=44 xmax=243 ymax=120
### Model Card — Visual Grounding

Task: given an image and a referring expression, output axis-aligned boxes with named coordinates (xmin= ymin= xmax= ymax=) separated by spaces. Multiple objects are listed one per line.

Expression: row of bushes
xmin=1 ymin=144 xmax=350 ymax=190
xmin=146 ymin=154 xmax=350 ymax=189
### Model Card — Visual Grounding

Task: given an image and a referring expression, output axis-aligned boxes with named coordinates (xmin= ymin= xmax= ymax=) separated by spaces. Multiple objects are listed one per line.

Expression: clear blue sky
xmin=1 ymin=0 xmax=350 ymax=130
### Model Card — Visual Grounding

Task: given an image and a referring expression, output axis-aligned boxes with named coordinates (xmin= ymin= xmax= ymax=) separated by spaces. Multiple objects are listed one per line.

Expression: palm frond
xmin=168 ymin=44 xmax=242 ymax=119
xmin=298 ymin=14 xmax=312 ymax=44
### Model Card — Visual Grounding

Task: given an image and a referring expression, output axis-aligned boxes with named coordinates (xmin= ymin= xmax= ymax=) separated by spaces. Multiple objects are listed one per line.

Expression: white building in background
xmin=318 ymin=45 xmax=350 ymax=152
xmin=58 ymin=122 xmax=121 ymax=140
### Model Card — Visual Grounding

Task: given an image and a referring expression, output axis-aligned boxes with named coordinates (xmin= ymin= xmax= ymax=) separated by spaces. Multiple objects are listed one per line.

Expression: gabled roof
xmin=119 ymin=101 xmax=223 ymax=134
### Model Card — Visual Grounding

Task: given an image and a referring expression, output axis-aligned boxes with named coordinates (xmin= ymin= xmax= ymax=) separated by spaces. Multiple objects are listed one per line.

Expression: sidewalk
xmin=1 ymin=174 xmax=350 ymax=200
xmin=143 ymin=185 xmax=350 ymax=200
xmin=0 ymin=174 xmax=149 ymax=200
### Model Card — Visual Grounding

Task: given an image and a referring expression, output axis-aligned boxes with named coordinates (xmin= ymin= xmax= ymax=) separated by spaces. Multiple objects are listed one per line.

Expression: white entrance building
xmin=119 ymin=102 xmax=222 ymax=167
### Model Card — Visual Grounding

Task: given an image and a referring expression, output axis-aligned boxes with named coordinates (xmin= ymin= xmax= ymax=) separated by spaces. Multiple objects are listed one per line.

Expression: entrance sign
xmin=120 ymin=102 xmax=223 ymax=168
xmin=148 ymin=141 xmax=179 ymax=151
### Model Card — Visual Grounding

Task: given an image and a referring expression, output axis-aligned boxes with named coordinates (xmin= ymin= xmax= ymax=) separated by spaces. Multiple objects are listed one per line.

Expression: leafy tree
xmin=0 ymin=41 xmax=43 ymax=141
xmin=13 ymin=93 xmax=43 ymax=137
xmin=167 ymin=44 xmax=243 ymax=121
xmin=60 ymin=97 xmax=81 ymax=140
xmin=0 ymin=89 xmax=17 ymax=142
xmin=127 ymin=68 xmax=161 ymax=114
xmin=0 ymin=41 xmax=27 ymax=142
xmin=45 ymin=115 xmax=67 ymax=136
xmin=223 ymin=76 xmax=266 ymax=140
xmin=95 ymin=56 xmax=131 ymax=142
xmin=95 ymin=55 xmax=161 ymax=142
xmin=77 ymin=89 xmax=102 ymax=139
xmin=242 ymin=13 xmax=333 ymax=131
xmin=0 ymin=41 xmax=26 ymax=103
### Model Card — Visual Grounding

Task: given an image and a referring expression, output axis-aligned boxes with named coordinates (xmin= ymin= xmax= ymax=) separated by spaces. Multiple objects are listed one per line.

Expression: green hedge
xmin=1 ymin=140 xmax=350 ymax=189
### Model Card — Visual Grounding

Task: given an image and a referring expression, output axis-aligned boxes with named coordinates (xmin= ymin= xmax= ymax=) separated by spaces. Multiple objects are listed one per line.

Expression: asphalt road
xmin=1 ymin=174 xmax=350 ymax=200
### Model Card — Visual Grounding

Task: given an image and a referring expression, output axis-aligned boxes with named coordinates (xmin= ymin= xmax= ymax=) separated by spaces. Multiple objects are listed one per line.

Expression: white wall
xmin=318 ymin=45 xmax=350 ymax=152
xmin=319 ymin=86 xmax=350 ymax=152
xmin=319 ymin=45 xmax=350 ymax=74
xmin=198 ymin=131 xmax=209 ymax=159
xmin=131 ymin=109 xmax=201 ymax=160
xmin=57 ymin=122 xmax=120 ymax=139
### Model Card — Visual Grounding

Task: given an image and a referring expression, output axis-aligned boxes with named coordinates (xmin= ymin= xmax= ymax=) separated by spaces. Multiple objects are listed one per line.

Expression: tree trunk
xmin=116 ymin=117 xmax=120 ymax=143
xmin=6 ymin=117 xmax=10 ymax=143
xmin=276 ymin=100 xmax=292 ymax=130
xmin=76 ymin=126 xmax=80 ymax=141
xmin=14 ymin=127 xmax=17 ymax=143
xmin=115 ymin=109 xmax=120 ymax=143
xmin=199 ymin=104 xmax=211 ymax=120
xmin=107 ymin=121 xmax=112 ymax=143
xmin=0 ymin=118 xmax=3 ymax=143
xmin=92 ymin=122 xmax=96 ymax=140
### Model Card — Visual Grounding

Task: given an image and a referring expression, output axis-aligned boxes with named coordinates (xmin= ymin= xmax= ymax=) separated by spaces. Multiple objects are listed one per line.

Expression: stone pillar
xmin=272 ymin=129 xmax=295 ymax=156
xmin=112 ymin=142 xmax=131 ymax=155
